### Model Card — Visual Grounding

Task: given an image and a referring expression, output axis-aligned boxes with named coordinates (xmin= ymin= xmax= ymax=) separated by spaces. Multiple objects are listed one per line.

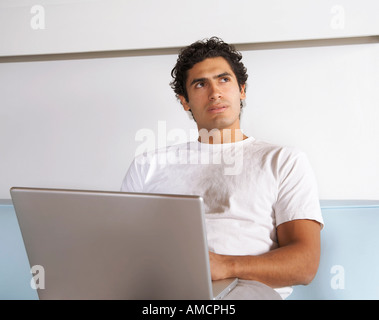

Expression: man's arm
xmin=209 ymin=219 xmax=321 ymax=288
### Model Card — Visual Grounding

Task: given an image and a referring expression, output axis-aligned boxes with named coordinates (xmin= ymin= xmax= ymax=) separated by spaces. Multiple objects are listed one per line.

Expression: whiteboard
xmin=1 ymin=0 xmax=379 ymax=56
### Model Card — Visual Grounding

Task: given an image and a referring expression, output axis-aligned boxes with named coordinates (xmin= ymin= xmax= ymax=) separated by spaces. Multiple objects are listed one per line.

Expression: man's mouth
xmin=208 ymin=105 xmax=227 ymax=113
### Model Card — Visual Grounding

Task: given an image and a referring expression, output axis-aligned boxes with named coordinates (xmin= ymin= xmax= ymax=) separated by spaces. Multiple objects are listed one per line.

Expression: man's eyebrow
xmin=216 ymin=72 xmax=233 ymax=79
xmin=190 ymin=77 xmax=207 ymax=86
xmin=189 ymin=72 xmax=233 ymax=86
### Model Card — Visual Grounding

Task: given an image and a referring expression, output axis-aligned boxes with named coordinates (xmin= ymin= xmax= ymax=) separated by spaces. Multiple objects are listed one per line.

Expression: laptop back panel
xmin=11 ymin=187 xmax=214 ymax=299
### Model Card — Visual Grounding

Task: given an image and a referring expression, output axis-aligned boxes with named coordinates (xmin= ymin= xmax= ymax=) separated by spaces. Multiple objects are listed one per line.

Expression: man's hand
xmin=208 ymin=251 xmax=232 ymax=281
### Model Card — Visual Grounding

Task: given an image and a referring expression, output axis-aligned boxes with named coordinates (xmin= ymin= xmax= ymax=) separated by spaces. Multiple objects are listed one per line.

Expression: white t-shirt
xmin=121 ymin=137 xmax=324 ymax=299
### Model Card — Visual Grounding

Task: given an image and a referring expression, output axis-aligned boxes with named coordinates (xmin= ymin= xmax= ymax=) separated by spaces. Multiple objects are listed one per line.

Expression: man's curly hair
xmin=170 ymin=37 xmax=248 ymax=106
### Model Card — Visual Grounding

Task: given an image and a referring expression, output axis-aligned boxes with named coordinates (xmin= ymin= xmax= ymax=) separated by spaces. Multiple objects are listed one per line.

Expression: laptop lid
xmin=10 ymin=187 xmax=236 ymax=300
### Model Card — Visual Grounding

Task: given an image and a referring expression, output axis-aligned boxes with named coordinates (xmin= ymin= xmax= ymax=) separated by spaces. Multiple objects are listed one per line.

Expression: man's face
xmin=179 ymin=57 xmax=246 ymax=133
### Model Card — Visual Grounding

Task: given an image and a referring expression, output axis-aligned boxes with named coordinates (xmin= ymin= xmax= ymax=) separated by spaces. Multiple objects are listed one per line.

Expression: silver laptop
xmin=10 ymin=187 xmax=237 ymax=300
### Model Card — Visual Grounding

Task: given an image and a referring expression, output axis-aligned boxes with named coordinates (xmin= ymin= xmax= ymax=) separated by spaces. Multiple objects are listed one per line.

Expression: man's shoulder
xmin=132 ymin=141 xmax=192 ymax=165
xmin=250 ymin=139 xmax=303 ymax=157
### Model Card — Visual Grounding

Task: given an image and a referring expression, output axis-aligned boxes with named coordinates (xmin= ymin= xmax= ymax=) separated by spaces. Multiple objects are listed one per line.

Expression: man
xmin=121 ymin=37 xmax=324 ymax=299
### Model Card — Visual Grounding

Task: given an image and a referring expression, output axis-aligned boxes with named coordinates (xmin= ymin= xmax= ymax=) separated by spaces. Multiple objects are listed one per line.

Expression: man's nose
xmin=208 ymin=82 xmax=222 ymax=101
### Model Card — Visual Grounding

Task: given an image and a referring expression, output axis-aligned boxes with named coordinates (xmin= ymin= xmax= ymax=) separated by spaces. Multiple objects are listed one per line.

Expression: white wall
xmin=241 ymin=42 xmax=379 ymax=199
xmin=1 ymin=0 xmax=379 ymax=56
xmin=1 ymin=1 xmax=379 ymax=200
xmin=1 ymin=40 xmax=378 ymax=200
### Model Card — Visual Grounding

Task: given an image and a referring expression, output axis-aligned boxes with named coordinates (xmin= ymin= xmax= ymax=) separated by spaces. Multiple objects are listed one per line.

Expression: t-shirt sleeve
xmin=274 ymin=149 xmax=324 ymax=228
xmin=120 ymin=157 xmax=145 ymax=192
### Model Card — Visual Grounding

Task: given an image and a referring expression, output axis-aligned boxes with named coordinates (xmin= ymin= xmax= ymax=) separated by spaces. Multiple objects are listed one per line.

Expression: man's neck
xmin=197 ymin=128 xmax=248 ymax=144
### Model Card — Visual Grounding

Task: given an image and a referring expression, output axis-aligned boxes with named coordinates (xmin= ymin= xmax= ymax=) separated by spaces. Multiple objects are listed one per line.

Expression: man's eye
xmin=221 ymin=77 xmax=230 ymax=82
xmin=195 ymin=82 xmax=205 ymax=88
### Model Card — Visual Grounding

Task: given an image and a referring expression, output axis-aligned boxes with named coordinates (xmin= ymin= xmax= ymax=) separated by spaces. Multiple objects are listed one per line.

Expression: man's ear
xmin=240 ymin=84 xmax=246 ymax=100
xmin=179 ymin=95 xmax=190 ymax=111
